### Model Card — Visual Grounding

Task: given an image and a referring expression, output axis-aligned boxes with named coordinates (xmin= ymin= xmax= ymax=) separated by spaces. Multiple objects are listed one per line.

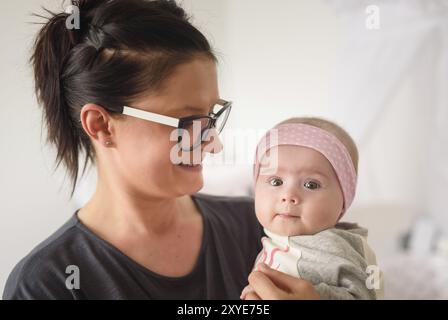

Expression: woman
xmin=3 ymin=0 xmax=319 ymax=300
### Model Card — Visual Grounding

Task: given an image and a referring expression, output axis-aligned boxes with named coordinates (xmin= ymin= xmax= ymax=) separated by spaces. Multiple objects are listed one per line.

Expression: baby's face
xmin=255 ymin=145 xmax=344 ymax=236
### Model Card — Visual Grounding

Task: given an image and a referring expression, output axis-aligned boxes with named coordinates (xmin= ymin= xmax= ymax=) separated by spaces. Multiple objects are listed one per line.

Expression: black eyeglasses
xmin=121 ymin=99 xmax=232 ymax=151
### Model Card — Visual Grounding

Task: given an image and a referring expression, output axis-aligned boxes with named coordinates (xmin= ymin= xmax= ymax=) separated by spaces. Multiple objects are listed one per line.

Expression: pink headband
xmin=253 ymin=123 xmax=357 ymax=212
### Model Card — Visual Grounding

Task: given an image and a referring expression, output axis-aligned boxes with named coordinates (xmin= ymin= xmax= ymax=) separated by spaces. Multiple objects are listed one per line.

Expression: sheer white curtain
xmin=325 ymin=0 xmax=448 ymax=239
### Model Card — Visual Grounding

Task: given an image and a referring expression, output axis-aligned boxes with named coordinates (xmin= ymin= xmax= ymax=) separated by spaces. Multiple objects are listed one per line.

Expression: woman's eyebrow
xmin=183 ymin=104 xmax=215 ymax=114
xmin=184 ymin=105 xmax=207 ymax=113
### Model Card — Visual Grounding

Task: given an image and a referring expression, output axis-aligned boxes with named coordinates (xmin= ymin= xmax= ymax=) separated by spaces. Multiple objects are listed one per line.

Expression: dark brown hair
xmin=31 ymin=0 xmax=216 ymax=196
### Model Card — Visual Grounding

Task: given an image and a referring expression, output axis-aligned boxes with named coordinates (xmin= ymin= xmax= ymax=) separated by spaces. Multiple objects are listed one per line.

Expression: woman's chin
xmin=169 ymin=163 xmax=203 ymax=191
xmin=182 ymin=177 xmax=204 ymax=194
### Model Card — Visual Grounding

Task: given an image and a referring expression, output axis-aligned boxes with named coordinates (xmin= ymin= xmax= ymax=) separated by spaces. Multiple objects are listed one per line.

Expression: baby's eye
xmin=269 ymin=178 xmax=283 ymax=187
xmin=304 ymin=180 xmax=321 ymax=190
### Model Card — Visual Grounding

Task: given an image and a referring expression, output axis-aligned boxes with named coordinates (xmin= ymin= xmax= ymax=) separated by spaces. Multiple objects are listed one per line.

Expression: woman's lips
xmin=177 ymin=162 xmax=203 ymax=172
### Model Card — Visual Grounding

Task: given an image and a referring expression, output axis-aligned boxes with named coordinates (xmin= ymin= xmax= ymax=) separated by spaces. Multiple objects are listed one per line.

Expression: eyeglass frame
xmin=120 ymin=99 xmax=232 ymax=151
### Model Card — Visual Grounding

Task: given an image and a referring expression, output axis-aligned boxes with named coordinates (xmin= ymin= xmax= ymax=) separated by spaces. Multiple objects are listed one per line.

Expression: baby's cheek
xmin=255 ymin=210 xmax=271 ymax=228
xmin=307 ymin=208 xmax=338 ymax=232
xmin=255 ymin=187 xmax=277 ymax=224
xmin=255 ymin=204 xmax=272 ymax=228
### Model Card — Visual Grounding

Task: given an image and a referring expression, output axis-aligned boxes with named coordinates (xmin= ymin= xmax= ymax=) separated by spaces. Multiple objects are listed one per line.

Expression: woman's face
xmin=254 ymin=145 xmax=344 ymax=236
xmin=109 ymin=57 xmax=222 ymax=199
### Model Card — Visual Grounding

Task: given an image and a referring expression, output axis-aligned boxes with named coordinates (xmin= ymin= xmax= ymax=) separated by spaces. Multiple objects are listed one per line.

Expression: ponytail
xmin=31 ymin=10 xmax=85 ymax=196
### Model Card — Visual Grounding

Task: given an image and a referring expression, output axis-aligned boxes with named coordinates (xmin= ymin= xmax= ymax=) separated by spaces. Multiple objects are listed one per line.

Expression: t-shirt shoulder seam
xmin=15 ymin=223 xmax=80 ymax=275
xmin=6 ymin=222 xmax=80 ymax=295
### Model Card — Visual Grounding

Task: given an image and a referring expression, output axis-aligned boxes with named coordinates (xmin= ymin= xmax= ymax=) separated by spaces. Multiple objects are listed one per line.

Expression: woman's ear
xmin=80 ymin=103 xmax=114 ymax=147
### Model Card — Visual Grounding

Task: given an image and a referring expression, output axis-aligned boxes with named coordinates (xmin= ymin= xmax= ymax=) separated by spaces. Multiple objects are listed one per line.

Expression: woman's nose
xmin=202 ymin=129 xmax=223 ymax=154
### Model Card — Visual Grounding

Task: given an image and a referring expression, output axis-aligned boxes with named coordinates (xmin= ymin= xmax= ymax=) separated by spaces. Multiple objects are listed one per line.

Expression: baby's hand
xmin=240 ymin=284 xmax=255 ymax=300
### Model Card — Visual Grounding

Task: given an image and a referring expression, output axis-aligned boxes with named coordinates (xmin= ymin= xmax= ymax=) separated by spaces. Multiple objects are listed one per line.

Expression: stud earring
xmin=105 ymin=141 xmax=113 ymax=146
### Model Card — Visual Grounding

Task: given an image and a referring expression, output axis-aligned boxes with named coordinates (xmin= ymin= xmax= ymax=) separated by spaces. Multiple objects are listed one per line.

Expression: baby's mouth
xmin=276 ymin=212 xmax=301 ymax=219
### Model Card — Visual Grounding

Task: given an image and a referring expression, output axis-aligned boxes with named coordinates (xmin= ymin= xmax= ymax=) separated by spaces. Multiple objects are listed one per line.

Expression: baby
xmin=241 ymin=117 xmax=382 ymax=300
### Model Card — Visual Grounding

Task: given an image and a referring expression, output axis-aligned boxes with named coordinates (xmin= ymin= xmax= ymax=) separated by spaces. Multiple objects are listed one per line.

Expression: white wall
xmin=0 ymin=0 xmax=78 ymax=295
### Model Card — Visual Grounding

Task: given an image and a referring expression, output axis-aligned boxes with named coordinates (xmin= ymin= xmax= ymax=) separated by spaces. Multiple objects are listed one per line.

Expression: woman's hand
xmin=244 ymin=263 xmax=320 ymax=300
xmin=240 ymin=284 xmax=255 ymax=300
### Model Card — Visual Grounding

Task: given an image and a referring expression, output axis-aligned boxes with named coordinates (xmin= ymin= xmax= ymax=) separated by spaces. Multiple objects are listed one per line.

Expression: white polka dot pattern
xmin=253 ymin=123 xmax=357 ymax=213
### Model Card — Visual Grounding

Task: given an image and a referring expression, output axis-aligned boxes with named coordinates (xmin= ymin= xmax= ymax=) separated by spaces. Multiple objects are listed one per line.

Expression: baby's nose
xmin=282 ymin=196 xmax=299 ymax=205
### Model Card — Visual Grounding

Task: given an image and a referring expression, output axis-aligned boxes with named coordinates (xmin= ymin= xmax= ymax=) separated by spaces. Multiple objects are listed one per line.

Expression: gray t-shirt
xmin=3 ymin=193 xmax=264 ymax=300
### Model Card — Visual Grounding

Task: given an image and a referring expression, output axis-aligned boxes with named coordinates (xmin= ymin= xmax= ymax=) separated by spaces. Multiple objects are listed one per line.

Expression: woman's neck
xmin=76 ymin=169 xmax=204 ymax=278
xmin=78 ymin=172 xmax=195 ymax=238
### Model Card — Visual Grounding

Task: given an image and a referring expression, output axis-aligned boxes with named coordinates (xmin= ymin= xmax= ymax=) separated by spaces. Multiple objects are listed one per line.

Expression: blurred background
xmin=1 ymin=0 xmax=447 ymax=299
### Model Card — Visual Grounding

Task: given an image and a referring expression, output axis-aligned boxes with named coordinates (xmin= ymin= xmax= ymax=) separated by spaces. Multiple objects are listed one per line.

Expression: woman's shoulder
xmin=192 ymin=192 xmax=264 ymax=241
xmin=193 ymin=193 xmax=256 ymax=223
xmin=2 ymin=214 xmax=86 ymax=299
xmin=193 ymin=193 xmax=264 ymax=273
xmin=193 ymin=192 xmax=254 ymax=211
